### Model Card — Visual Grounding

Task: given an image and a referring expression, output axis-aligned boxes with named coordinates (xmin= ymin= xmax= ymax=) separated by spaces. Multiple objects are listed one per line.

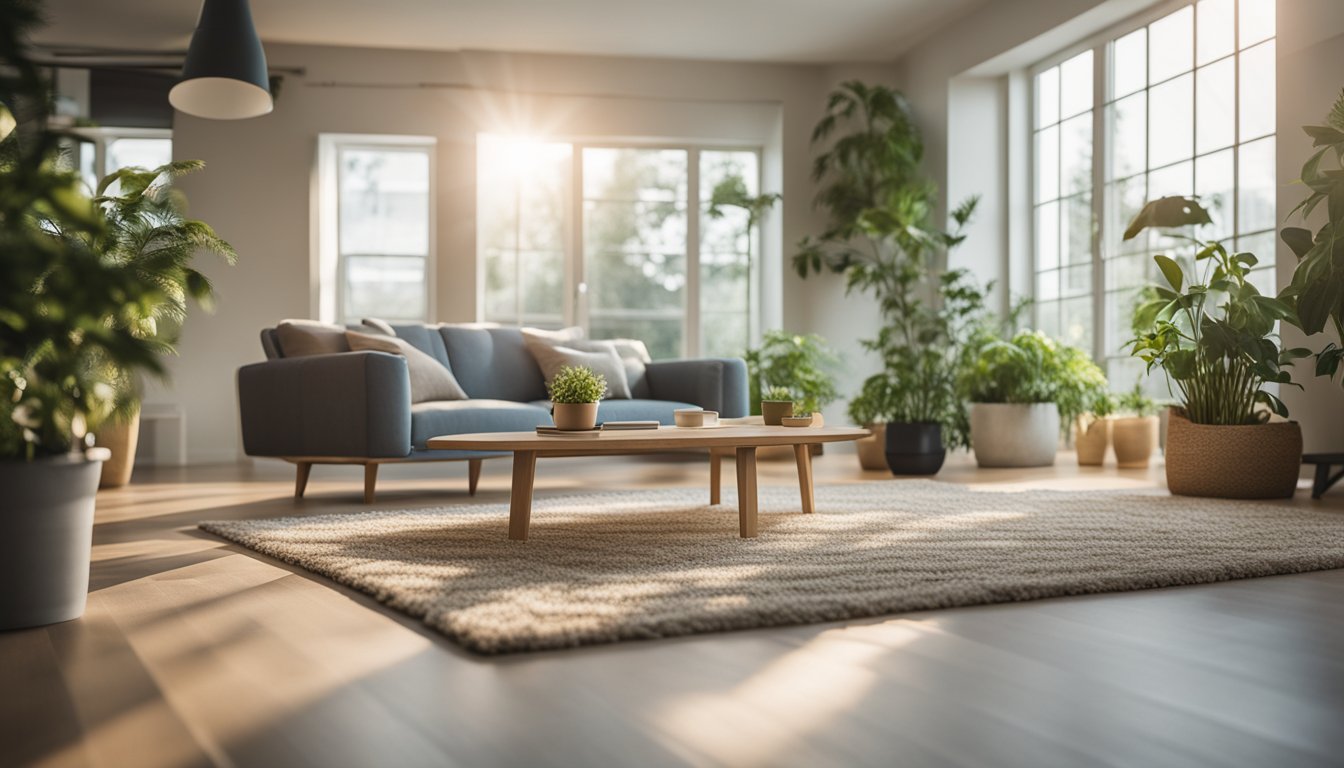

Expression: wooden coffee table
xmin=426 ymin=425 xmax=868 ymax=540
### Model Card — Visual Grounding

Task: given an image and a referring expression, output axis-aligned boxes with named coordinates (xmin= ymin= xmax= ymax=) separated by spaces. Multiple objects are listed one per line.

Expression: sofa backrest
xmin=437 ymin=324 xmax=548 ymax=402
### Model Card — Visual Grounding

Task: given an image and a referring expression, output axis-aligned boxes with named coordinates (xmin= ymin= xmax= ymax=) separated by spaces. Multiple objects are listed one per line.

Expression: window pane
xmin=1148 ymin=73 xmax=1193 ymax=166
xmin=1105 ymin=174 xmax=1147 ymax=257
xmin=1037 ymin=201 xmax=1060 ymax=271
xmin=1237 ymin=136 xmax=1276 ymax=234
xmin=1059 ymin=50 xmax=1093 ymax=119
xmin=1063 ymin=193 xmax=1093 ymax=266
xmin=105 ymin=137 xmax=172 ymax=173
xmin=339 ymin=148 xmax=429 ymax=257
xmin=1149 ymin=6 xmax=1194 ymax=83
xmin=1107 ymin=93 xmax=1145 ymax=181
xmin=1112 ymin=29 xmax=1146 ymax=99
xmin=1036 ymin=300 xmax=1062 ymax=341
xmin=1037 ymin=270 xmax=1061 ymax=301
xmin=1059 ymin=295 xmax=1093 ymax=349
xmin=1149 ymin=160 xmax=1193 ymax=199
xmin=1035 ymin=125 xmax=1059 ymax=203
xmin=1195 ymin=58 xmax=1236 ymax=153
xmin=1062 ymin=263 xmax=1092 ymax=298
xmin=1036 ymin=67 xmax=1059 ymax=128
xmin=1060 ymin=113 xmax=1093 ymax=197
xmin=1239 ymin=0 xmax=1275 ymax=48
xmin=1237 ymin=230 xmax=1277 ymax=273
xmin=345 ymin=255 xmax=426 ymax=321
xmin=1239 ymin=40 xmax=1275 ymax=140
xmin=584 ymin=147 xmax=688 ymax=359
xmin=483 ymin=247 xmax=517 ymax=321
xmin=1194 ymin=149 xmax=1235 ymax=240
xmin=1196 ymin=0 xmax=1235 ymax=65
xmin=700 ymin=150 xmax=758 ymax=359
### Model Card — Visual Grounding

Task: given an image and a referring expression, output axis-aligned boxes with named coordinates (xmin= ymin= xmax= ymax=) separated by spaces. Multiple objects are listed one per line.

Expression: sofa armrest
xmin=237 ymin=351 xmax=412 ymax=459
xmin=644 ymin=357 xmax=749 ymax=418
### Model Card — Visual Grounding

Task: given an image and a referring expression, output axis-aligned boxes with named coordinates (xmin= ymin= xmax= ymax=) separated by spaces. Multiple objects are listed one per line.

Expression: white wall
xmin=1277 ymin=0 xmax=1344 ymax=452
xmin=152 ymin=43 xmax=901 ymax=463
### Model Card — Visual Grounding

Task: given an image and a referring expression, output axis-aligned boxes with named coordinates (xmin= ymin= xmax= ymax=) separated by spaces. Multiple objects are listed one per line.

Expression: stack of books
xmin=535 ymin=420 xmax=660 ymax=437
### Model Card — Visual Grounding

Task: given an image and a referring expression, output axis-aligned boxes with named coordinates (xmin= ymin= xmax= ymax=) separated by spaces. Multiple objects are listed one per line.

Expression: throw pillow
xmin=523 ymin=337 xmax=632 ymax=400
xmin=523 ymin=330 xmax=651 ymax=398
xmin=361 ymin=317 xmax=397 ymax=336
xmin=346 ymin=331 xmax=469 ymax=403
xmin=275 ymin=319 xmax=350 ymax=358
xmin=521 ymin=325 xmax=585 ymax=344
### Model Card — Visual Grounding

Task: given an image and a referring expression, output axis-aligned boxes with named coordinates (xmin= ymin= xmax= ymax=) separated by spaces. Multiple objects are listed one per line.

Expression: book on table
xmin=535 ymin=426 xmax=603 ymax=437
xmin=600 ymin=421 xmax=660 ymax=430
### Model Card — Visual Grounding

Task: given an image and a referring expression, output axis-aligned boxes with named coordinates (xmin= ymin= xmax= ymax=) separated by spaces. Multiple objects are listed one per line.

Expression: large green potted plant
xmin=1127 ymin=196 xmax=1306 ymax=498
xmin=1279 ymin=90 xmax=1344 ymax=380
xmin=79 ymin=161 xmax=236 ymax=487
xmin=791 ymin=80 xmax=984 ymax=475
xmin=958 ymin=330 xmax=1109 ymax=468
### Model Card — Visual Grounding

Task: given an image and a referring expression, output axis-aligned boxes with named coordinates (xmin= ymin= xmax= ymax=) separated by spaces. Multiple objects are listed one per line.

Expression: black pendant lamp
xmin=169 ymin=0 xmax=273 ymax=120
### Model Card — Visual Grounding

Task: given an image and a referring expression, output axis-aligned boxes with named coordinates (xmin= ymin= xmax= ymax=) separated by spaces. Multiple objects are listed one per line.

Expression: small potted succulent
xmin=781 ymin=403 xmax=817 ymax=427
xmin=1111 ymin=383 xmax=1160 ymax=469
xmin=760 ymin=385 xmax=794 ymax=426
xmin=547 ymin=365 xmax=607 ymax=431
xmin=1075 ymin=391 xmax=1115 ymax=467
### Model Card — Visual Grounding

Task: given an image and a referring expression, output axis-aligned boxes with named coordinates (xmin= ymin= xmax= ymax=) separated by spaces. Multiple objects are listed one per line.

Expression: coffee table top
xmin=426 ymin=424 xmax=869 ymax=453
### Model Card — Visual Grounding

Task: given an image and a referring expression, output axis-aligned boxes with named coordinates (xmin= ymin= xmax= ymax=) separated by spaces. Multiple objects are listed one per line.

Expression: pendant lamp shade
xmin=169 ymin=0 xmax=273 ymax=120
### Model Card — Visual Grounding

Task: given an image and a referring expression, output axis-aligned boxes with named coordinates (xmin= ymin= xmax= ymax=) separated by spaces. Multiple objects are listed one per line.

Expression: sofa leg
xmin=364 ymin=463 xmax=379 ymax=504
xmin=468 ymin=459 xmax=482 ymax=496
xmin=294 ymin=462 xmax=312 ymax=499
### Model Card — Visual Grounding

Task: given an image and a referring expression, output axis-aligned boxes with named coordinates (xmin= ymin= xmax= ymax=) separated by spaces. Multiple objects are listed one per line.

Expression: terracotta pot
xmin=96 ymin=407 xmax=140 ymax=489
xmin=1074 ymin=415 xmax=1111 ymax=466
xmin=552 ymin=401 xmax=598 ymax=430
xmin=855 ymin=423 xmax=888 ymax=470
xmin=760 ymin=400 xmax=793 ymax=426
xmin=970 ymin=402 xmax=1059 ymax=468
xmin=1112 ymin=415 xmax=1159 ymax=468
xmin=1164 ymin=408 xmax=1302 ymax=499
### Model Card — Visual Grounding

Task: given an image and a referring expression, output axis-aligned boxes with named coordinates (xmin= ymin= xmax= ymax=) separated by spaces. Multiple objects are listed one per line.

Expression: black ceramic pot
xmin=884 ymin=422 xmax=946 ymax=476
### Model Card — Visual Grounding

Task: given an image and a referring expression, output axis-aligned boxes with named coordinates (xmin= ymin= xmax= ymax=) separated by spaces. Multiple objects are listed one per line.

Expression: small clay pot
xmin=761 ymin=400 xmax=793 ymax=426
xmin=1111 ymin=415 xmax=1159 ymax=468
xmin=1074 ymin=415 xmax=1111 ymax=466
xmin=855 ymin=423 xmax=888 ymax=470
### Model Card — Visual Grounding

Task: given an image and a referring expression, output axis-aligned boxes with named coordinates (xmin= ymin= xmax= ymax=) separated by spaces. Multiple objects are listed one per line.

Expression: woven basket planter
xmin=1165 ymin=407 xmax=1302 ymax=499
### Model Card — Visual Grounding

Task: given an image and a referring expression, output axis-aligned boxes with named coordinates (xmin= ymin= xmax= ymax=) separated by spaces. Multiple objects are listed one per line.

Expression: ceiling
xmin=34 ymin=0 xmax=986 ymax=64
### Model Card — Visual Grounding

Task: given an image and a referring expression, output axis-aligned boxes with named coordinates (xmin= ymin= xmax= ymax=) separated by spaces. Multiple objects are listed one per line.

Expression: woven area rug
xmin=200 ymin=481 xmax=1344 ymax=654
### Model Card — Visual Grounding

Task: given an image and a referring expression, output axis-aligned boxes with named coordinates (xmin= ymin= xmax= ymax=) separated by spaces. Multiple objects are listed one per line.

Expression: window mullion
xmin=687 ymin=147 xmax=700 ymax=358
xmin=1091 ymin=43 xmax=1107 ymax=365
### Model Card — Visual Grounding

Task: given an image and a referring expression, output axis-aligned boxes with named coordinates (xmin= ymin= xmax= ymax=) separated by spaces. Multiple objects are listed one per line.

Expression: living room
xmin=3 ymin=0 xmax=1344 ymax=765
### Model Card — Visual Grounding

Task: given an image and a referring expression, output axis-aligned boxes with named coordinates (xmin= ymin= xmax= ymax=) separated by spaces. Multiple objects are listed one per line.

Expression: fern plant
xmin=547 ymin=366 xmax=607 ymax=404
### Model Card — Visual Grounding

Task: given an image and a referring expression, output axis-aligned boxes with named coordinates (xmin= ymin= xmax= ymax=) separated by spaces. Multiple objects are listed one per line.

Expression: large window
xmin=68 ymin=127 xmax=173 ymax=194
xmin=479 ymin=137 xmax=763 ymax=360
xmin=320 ymin=136 xmax=434 ymax=324
xmin=1033 ymin=0 xmax=1275 ymax=388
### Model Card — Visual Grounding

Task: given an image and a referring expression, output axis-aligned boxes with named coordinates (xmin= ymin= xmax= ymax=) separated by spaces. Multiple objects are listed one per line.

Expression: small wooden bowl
xmin=673 ymin=409 xmax=705 ymax=427
xmin=781 ymin=415 xmax=815 ymax=428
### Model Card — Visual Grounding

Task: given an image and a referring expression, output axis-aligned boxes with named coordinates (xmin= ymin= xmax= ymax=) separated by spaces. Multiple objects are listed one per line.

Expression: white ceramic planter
xmin=970 ymin=402 xmax=1060 ymax=468
xmin=0 ymin=450 xmax=107 ymax=630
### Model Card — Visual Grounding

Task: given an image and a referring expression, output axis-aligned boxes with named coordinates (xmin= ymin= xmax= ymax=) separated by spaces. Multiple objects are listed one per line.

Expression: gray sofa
xmin=238 ymin=322 xmax=749 ymax=501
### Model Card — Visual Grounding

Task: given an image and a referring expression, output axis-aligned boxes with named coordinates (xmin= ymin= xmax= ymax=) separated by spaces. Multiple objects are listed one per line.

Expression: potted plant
xmin=790 ymin=80 xmax=985 ymax=475
xmin=1111 ymin=383 xmax=1160 ymax=469
xmin=1279 ymin=90 xmax=1344 ymax=380
xmin=959 ymin=330 xmax=1109 ymax=468
xmin=0 ymin=6 xmax=171 ymax=628
xmin=847 ymin=375 xmax=892 ymax=470
xmin=547 ymin=365 xmax=607 ymax=430
xmin=80 ymin=161 xmax=236 ymax=487
xmin=759 ymin=385 xmax=794 ymax=426
xmin=742 ymin=331 xmax=839 ymax=422
xmin=1127 ymin=196 xmax=1306 ymax=498
xmin=1075 ymin=391 xmax=1114 ymax=467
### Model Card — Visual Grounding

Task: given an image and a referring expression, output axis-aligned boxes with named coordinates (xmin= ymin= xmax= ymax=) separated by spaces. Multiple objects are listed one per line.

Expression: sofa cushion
xmin=438 ymin=325 xmax=548 ymax=402
xmin=347 ymin=331 xmax=468 ymax=403
xmin=411 ymin=399 xmax=551 ymax=449
xmin=529 ymin=398 xmax=699 ymax=425
xmin=274 ymin=319 xmax=350 ymax=357
xmin=388 ymin=323 xmax=453 ymax=370
xmin=361 ymin=317 xmax=397 ymax=336
xmin=523 ymin=336 xmax=632 ymax=400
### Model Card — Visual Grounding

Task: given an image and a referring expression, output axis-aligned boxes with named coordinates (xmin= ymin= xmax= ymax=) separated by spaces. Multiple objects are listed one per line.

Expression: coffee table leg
xmin=508 ymin=450 xmax=537 ymax=540
xmin=794 ymin=444 xmax=815 ymax=514
xmin=736 ymin=446 xmax=758 ymax=538
xmin=710 ymin=450 xmax=722 ymax=505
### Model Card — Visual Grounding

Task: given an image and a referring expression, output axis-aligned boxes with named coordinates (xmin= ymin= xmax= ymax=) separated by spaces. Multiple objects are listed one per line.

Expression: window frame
xmin=65 ymin=126 xmax=173 ymax=192
xmin=316 ymin=133 xmax=437 ymax=325
xmin=477 ymin=136 xmax=765 ymax=359
xmin=1028 ymin=0 xmax=1275 ymax=375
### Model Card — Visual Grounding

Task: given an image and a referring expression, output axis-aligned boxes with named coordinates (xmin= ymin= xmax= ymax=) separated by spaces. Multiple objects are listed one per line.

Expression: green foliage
xmin=761 ymin=385 xmax=794 ymax=402
xmin=706 ymin=176 xmax=780 ymax=229
xmin=789 ymin=80 xmax=986 ymax=447
xmin=958 ymin=330 xmax=1109 ymax=432
xmin=1116 ymin=382 xmax=1158 ymax=418
xmin=1280 ymin=89 xmax=1344 ymax=382
xmin=743 ymin=331 xmax=840 ymax=414
xmin=1127 ymin=196 xmax=1305 ymax=424
xmin=547 ymin=365 xmax=607 ymax=404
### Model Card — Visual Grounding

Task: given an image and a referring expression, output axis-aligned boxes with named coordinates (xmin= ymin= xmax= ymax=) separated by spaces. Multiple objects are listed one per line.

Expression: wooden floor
xmin=4 ymin=449 xmax=1344 ymax=768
